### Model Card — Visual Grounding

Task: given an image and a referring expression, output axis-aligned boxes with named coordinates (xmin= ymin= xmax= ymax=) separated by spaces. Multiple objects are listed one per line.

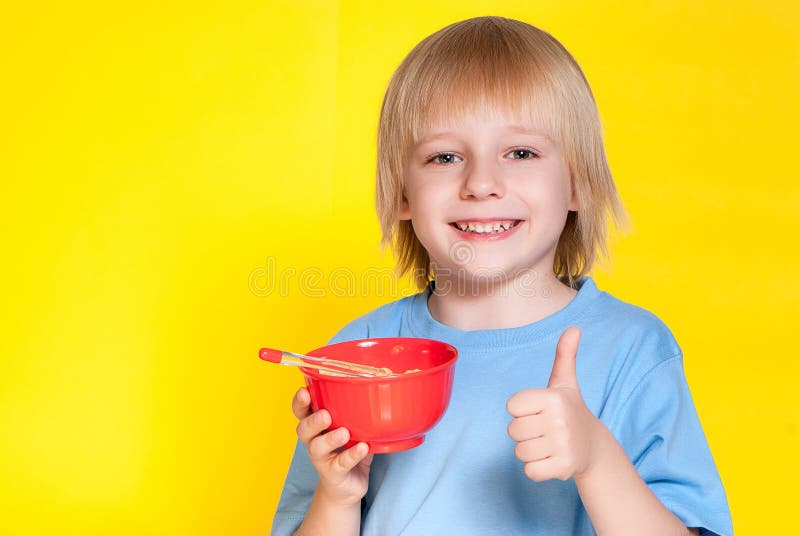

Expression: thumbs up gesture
xmin=506 ymin=326 xmax=603 ymax=482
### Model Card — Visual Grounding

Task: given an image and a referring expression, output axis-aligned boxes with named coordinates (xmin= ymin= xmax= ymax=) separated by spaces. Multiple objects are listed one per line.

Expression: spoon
xmin=259 ymin=347 xmax=395 ymax=378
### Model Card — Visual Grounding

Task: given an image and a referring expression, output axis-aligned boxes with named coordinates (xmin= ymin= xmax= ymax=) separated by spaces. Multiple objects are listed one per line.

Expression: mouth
xmin=448 ymin=219 xmax=524 ymax=236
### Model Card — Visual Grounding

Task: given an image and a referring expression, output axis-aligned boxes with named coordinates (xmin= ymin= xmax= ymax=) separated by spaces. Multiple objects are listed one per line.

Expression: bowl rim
xmin=300 ymin=336 xmax=458 ymax=382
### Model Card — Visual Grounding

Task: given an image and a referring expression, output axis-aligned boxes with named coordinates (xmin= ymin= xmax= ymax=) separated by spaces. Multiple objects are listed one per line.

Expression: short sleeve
xmin=270 ymin=319 xmax=370 ymax=535
xmin=608 ymin=355 xmax=733 ymax=536
xmin=324 ymin=315 xmax=370 ymax=346
xmin=270 ymin=439 xmax=319 ymax=536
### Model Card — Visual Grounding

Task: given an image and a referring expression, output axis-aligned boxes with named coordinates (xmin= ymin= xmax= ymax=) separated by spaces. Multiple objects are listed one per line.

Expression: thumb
xmin=547 ymin=326 xmax=581 ymax=389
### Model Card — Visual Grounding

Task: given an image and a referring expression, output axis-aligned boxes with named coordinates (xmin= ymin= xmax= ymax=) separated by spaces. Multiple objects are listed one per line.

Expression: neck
xmin=427 ymin=270 xmax=579 ymax=331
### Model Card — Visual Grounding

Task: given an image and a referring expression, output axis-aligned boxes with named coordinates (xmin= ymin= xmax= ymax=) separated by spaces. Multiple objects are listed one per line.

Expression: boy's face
xmin=401 ymin=106 xmax=578 ymax=284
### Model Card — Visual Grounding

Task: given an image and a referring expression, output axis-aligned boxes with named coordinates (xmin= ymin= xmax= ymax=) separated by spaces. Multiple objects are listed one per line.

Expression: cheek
xmin=407 ymin=183 xmax=447 ymax=211
xmin=524 ymin=177 xmax=572 ymax=208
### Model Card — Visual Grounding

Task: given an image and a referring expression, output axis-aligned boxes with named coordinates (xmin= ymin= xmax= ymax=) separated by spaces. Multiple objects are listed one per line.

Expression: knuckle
xmin=506 ymin=398 xmax=518 ymax=416
xmin=308 ymin=411 xmax=328 ymax=431
xmin=296 ymin=418 xmax=315 ymax=443
xmin=552 ymin=416 xmax=567 ymax=431
xmin=317 ymin=409 xmax=330 ymax=426
xmin=292 ymin=390 xmax=308 ymax=409
xmin=308 ymin=435 xmax=329 ymax=459
xmin=507 ymin=390 xmax=532 ymax=415
xmin=548 ymin=390 xmax=566 ymax=408
xmin=325 ymin=431 xmax=339 ymax=449
xmin=338 ymin=449 xmax=355 ymax=470
xmin=327 ymin=427 xmax=347 ymax=448
xmin=300 ymin=414 xmax=322 ymax=439
xmin=507 ymin=421 xmax=519 ymax=440
xmin=547 ymin=393 xmax=562 ymax=410
xmin=524 ymin=462 xmax=544 ymax=482
xmin=306 ymin=436 xmax=321 ymax=458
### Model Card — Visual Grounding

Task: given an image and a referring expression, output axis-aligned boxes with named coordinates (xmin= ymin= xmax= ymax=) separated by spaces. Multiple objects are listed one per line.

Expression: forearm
xmin=294 ymin=485 xmax=361 ymax=536
xmin=575 ymin=424 xmax=694 ymax=536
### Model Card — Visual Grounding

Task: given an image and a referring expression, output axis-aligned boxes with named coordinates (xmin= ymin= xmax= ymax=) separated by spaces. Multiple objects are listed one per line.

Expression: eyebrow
xmin=417 ymin=124 xmax=552 ymax=145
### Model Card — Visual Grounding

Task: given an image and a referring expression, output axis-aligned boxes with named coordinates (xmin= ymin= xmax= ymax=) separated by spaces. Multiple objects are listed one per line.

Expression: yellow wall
xmin=1 ymin=1 xmax=797 ymax=534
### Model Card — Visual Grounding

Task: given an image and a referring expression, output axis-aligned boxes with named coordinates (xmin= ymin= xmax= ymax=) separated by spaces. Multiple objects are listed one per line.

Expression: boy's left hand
xmin=506 ymin=326 xmax=604 ymax=482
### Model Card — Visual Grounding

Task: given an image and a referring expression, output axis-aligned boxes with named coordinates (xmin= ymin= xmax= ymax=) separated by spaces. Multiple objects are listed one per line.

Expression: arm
xmin=574 ymin=423 xmax=698 ymax=536
xmin=507 ymin=327 xmax=700 ymax=535
xmin=293 ymin=486 xmax=361 ymax=536
xmin=290 ymin=388 xmax=373 ymax=536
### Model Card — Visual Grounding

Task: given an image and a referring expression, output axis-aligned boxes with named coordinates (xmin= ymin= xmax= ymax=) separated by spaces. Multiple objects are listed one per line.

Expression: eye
xmin=426 ymin=152 xmax=462 ymax=165
xmin=507 ymin=148 xmax=539 ymax=160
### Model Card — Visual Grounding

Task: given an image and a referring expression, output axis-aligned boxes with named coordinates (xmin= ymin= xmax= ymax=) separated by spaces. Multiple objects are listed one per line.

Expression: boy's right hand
xmin=292 ymin=387 xmax=374 ymax=507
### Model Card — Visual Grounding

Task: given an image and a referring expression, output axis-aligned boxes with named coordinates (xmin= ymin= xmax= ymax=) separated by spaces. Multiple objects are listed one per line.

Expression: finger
xmin=296 ymin=409 xmax=330 ymax=444
xmin=514 ymin=437 xmax=551 ymax=463
xmin=506 ymin=388 xmax=547 ymax=418
xmin=308 ymin=426 xmax=350 ymax=461
xmin=291 ymin=388 xmax=312 ymax=420
xmin=507 ymin=413 xmax=547 ymax=442
xmin=524 ymin=457 xmax=570 ymax=482
xmin=333 ymin=440 xmax=371 ymax=473
xmin=547 ymin=326 xmax=581 ymax=389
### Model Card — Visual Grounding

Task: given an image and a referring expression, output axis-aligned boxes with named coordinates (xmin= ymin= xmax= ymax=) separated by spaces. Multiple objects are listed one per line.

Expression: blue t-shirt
xmin=271 ymin=276 xmax=732 ymax=535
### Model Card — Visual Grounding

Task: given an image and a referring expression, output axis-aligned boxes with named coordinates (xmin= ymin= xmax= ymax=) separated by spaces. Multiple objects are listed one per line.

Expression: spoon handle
xmin=259 ymin=347 xmax=393 ymax=377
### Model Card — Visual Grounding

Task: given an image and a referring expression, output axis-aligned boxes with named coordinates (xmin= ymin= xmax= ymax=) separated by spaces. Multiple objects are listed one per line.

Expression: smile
xmin=448 ymin=219 xmax=524 ymax=242
xmin=450 ymin=219 xmax=522 ymax=234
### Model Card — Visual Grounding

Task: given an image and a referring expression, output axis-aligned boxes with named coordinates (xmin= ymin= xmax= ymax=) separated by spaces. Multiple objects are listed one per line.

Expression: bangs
xmin=399 ymin=19 xmax=567 ymax=149
xmin=409 ymin=63 xmax=561 ymax=147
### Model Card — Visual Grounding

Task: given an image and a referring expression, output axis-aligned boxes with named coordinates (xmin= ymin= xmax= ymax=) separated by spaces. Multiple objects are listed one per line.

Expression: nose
xmin=460 ymin=159 xmax=505 ymax=200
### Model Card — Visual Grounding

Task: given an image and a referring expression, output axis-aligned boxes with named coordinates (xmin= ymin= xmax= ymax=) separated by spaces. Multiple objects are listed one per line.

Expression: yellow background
xmin=1 ymin=1 xmax=798 ymax=534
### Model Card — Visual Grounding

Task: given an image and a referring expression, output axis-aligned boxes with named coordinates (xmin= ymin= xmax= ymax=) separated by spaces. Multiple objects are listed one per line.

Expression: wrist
xmin=299 ymin=485 xmax=362 ymax=536
xmin=316 ymin=482 xmax=364 ymax=510
xmin=574 ymin=417 xmax=616 ymax=484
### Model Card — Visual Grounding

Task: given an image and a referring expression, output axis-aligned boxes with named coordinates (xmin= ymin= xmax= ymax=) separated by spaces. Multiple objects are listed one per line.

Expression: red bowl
xmin=302 ymin=337 xmax=458 ymax=453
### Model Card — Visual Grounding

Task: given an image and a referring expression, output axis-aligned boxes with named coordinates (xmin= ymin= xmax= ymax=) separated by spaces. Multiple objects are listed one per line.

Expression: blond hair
xmin=375 ymin=16 xmax=628 ymax=291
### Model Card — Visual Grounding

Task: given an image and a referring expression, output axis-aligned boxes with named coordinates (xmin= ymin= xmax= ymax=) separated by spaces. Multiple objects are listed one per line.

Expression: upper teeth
xmin=455 ymin=220 xmax=518 ymax=233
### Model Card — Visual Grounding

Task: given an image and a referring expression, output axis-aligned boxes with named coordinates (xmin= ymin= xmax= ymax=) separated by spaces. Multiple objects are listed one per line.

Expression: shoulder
xmin=579 ymin=281 xmax=684 ymax=382
xmin=579 ymin=282 xmax=696 ymax=425
xmin=585 ymin=283 xmax=682 ymax=358
xmin=325 ymin=292 xmax=420 ymax=345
